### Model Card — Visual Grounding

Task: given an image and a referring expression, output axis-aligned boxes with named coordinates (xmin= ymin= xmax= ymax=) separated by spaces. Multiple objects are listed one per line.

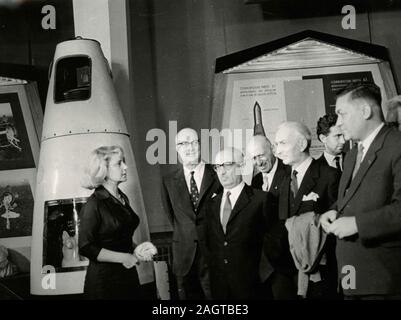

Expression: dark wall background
xmin=129 ymin=0 xmax=401 ymax=232
xmin=0 ymin=0 xmax=75 ymax=106
xmin=1 ymin=0 xmax=401 ymax=232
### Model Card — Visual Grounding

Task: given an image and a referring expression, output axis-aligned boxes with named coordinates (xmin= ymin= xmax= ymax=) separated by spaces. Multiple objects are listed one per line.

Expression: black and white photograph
xmin=2 ymin=0 xmax=401 ymax=310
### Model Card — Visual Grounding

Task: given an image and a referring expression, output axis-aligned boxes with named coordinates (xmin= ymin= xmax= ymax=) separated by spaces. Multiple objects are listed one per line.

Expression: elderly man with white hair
xmin=161 ymin=128 xmax=222 ymax=300
xmin=204 ymin=147 xmax=276 ymax=299
xmin=246 ymin=135 xmax=289 ymax=299
xmin=265 ymin=121 xmax=340 ymax=300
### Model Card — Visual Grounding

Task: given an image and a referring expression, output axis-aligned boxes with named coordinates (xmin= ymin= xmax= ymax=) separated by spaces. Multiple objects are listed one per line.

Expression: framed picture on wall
xmin=0 ymin=168 xmax=37 ymax=265
xmin=0 ymin=170 xmax=34 ymax=239
xmin=0 ymin=93 xmax=35 ymax=170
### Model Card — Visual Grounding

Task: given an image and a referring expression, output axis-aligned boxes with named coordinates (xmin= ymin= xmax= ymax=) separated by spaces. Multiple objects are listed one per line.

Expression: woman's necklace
xmin=116 ymin=192 xmax=126 ymax=205
xmin=103 ymin=183 xmax=126 ymax=205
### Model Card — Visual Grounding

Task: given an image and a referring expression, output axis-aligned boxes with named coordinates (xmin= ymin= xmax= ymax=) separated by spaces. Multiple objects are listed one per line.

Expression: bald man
xmin=204 ymin=147 xmax=275 ymax=299
xmin=161 ymin=128 xmax=222 ymax=300
xmin=247 ymin=135 xmax=288 ymax=198
xmin=267 ymin=121 xmax=340 ymax=300
xmin=247 ymin=135 xmax=288 ymax=298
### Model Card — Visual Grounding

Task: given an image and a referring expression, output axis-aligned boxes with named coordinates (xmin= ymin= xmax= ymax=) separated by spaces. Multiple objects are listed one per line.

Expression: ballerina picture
xmin=0 ymin=191 xmax=20 ymax=230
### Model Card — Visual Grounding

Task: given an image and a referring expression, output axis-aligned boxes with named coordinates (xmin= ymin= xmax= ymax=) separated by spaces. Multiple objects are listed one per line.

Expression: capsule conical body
xmin=31 ymin=38 xmax=152 ymax=295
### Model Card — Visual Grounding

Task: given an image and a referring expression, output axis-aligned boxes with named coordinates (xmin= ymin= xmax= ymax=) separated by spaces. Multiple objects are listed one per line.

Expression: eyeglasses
xmin=213 ymin=162 xmax=237 ymax=172
xmin=176 ymin=140 xmax=199 ymax=148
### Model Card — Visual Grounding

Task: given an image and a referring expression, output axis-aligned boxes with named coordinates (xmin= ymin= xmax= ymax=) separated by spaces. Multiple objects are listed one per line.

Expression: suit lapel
xmin=338 ymin=147 xmax=357 ymax=203
xmin=279 ymin=173 xmax=292 ymax=220
xmin=211 ymin=193 xmax=225 ymax=234
xmin=252 ymin=172 xmax=263 ymax=190
xmin=270 ymin=160 xmax=288 ymax=193
xmin=197 ymin=165 xmax=215 ymax=206
xmin=227 ymin=185 xmax=251 ymax=225
xmin=173 ymin=167 xmax=195 ymax=216
xmin=318 ymin=154 xmax=329 ymax=167
xmin=292 ymin=160 xmax=318 ymax=215
xmin=338 ymin=126 xmax=390 ymax=212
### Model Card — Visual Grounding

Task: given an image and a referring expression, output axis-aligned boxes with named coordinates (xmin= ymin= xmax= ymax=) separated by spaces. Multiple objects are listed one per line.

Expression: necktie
xmin=290 ymin=170 xmax=298 ymax=197
xmin=262 ymin=173 xmax=269 ymax=191
xmin=189 ymin=171 xmax=199 ymax=212
xmin=221 ymin=191 xmax=232 ymax=233
xmin=352 ymin=144 xmax=364 ymax=180
xmin=334 ymin=156 xmax=342 ymax=171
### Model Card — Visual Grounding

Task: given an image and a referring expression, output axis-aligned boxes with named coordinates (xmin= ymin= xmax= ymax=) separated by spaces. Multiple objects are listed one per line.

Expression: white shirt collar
xmin=359 ymin=123 xmax=385 ymax=160
xmin=262 ymin=158 xmax=278 ymax=191
xmin=222 ymin=181 xmax=245 ymax=209
xmin=183 ymin=161 xmax=205 ymax=192
xmin=183 ymin=161 xmax=204 ymax=176
xmin=292 ymin=156 xmax=313 ymax=187
xmin=323 ymin=152 xmax=342 ymax=169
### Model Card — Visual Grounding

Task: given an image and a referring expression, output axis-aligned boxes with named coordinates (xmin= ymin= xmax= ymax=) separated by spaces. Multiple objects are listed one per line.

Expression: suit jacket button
xmin=224 ymin=259 xmax=228 ymax=264
xmin=223 ymin=241 xmax=228 ymax=246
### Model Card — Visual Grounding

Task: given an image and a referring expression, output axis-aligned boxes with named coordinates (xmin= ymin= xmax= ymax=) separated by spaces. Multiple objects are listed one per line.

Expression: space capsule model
xmin=30 ymin=38 xmax=153 ymax=295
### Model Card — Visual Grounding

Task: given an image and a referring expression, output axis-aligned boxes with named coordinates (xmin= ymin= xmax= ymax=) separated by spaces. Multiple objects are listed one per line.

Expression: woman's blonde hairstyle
xmin=385 ymin=95 xmax=401 ymax=125
xmin=81 ymin=145 xmax=125 ymax=189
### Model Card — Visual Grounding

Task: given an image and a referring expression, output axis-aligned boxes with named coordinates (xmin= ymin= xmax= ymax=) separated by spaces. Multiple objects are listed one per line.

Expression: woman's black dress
xmin=79 ymin=186 xmax=141 ymax=299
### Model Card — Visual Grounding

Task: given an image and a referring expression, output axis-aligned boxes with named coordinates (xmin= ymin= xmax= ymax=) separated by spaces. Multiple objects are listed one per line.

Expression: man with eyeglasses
xmin=161 ymin=128 xmax=221 ymax=300
xmin=267 ymin=121 xmax=340 ymax=300
xmin=246 ymin=134 xmax=288 ymax=299
xmin=204 ymin=147 xmax=275 ymax=299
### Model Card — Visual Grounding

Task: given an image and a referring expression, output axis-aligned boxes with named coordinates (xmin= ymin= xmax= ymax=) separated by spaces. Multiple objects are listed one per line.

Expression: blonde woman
xmin=385 ymin=95 xmax=401 ymax=131
xmin=79 ymin=145 xmax=157 ymax=299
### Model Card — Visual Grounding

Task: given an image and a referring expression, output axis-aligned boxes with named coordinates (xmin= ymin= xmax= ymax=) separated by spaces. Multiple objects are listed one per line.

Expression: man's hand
xmin=327 ymin=216 xmax=358 ymax=239
xmin=319 ymin=210 xmax=338 ymax=233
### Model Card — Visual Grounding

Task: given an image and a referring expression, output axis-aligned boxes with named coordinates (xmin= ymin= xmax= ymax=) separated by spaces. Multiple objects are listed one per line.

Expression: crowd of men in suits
xmin=161 ymin=82 xmax=401 ymax=300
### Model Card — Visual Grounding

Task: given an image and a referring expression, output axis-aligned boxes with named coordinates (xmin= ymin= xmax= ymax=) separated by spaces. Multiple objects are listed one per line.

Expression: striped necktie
xmin=221 ymin=191 xmax=232 ymax=233
xmin=290 ymin=170 xmax=298 ymax=197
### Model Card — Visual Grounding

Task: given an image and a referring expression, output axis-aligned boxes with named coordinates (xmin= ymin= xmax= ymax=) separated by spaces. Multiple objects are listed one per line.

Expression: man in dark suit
xmin=266 ymin=121 xmax=340 ymax=299
xmin=320 ymin=83 xmax=401 ymax=300
xmin=246 ymin=134 xmax=287 ymax=298
xmin=161 ymin=128 xmax=221 ymax=300
xmin=316 ymin=114 xmax=346 ymax=172
xmin=204 ymin=147 xmax=273 ymax=299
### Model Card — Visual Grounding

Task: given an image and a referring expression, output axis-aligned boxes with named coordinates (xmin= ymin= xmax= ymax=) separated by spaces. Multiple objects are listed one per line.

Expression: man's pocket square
xmin=302 ymin=192 xmax=319 ymax=202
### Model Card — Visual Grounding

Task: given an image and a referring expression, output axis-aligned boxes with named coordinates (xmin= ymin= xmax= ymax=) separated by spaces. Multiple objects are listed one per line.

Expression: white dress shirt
xmin=323 ymin=152 xmax=343 ymax=171
xmin=183 ymin=161 xmax=205 ymax=193
xmin=262 ymin=158 xmax=278 ymax=192
xmin=359 ymin=122 xmax=385 ymax=162
xmin=292 ymin=156 xmax=313 ymax=188
xmin=220 ymin=181 xmax=245 ymax=223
